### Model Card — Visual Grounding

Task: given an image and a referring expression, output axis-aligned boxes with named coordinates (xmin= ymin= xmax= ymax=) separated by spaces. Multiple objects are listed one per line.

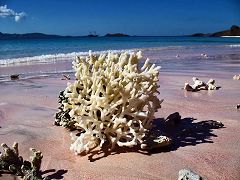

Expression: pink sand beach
xmin=0 ymin=49 xmax=240 ymax=180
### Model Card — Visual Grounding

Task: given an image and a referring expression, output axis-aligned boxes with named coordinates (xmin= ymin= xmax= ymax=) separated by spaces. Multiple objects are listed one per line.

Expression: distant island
xmin=191 ymin=25 xmax=240 ymax=37
xmin=104 ymin=33 xmax=129 ymax=37
xmin=87 ymin=31 xmax=99 ymax=37
xmin=0 ymin=32 xmax=131 ymax=40
xmin=0 ymin=32 xmax=77 ymax=40
xmin=2 ymin=25 xmax=240 ymax=40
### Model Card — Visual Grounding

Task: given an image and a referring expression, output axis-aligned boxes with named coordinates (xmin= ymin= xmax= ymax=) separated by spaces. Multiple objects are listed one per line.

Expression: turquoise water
xmin=0 ymin=36 xmax=240 ymax=65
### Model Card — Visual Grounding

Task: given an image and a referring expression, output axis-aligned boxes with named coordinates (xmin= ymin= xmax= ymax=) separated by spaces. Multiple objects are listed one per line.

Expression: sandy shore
xmin=0 ymin=53 xmax=240 ymax=179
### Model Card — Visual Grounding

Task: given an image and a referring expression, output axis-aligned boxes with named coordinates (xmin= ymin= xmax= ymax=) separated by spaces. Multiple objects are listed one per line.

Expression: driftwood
xmin=61 ymin=74 xmax=70 ymax=80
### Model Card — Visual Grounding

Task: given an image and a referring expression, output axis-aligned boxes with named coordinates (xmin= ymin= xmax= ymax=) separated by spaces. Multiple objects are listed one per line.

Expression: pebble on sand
xmin=178 ymin=169 xmax=202 ymax=180
xmin=10 ymin=74 xmax=20 ymax=80
xmin=233 ymin=74 xmax=240 ymax=80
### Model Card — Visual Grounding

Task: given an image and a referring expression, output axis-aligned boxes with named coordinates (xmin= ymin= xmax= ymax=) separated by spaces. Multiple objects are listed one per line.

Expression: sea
xmin=0 ymin=36 xmax=240 ymax=76
xmin=1 ymin=36 xmax=240 ymax=64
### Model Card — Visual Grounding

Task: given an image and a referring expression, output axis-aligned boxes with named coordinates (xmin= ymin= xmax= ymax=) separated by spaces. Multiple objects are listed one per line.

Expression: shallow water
xmin=0 ymin=36 xmax=240 ymax=66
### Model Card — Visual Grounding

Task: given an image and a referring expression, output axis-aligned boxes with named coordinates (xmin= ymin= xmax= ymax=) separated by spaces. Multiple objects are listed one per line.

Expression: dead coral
xmin=184 ymin=77 xmax=220 ymax=91
xmin=0 ymin=142 xmax=49 ymax=180
xmin=55 ymin=91 xmax=77 ymax=130
xmin=55 ymin=51 xmax=163 ymax=155
xmin=0 ymin=142 xmax=23 ymax=176
xmin=233 ymin=74 xmax=240 ymax=80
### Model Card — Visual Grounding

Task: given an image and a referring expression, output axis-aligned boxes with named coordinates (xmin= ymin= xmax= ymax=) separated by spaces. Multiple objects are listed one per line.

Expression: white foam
xmin=0 ymin=102 xmax=8 ymax=106
xmin=0 ymin=49 xmax=135 ymax=66
xmin=228 ymin=44 xmax=240 ymax=48
xmin=221 ymin=36 xmax=240 ymax=38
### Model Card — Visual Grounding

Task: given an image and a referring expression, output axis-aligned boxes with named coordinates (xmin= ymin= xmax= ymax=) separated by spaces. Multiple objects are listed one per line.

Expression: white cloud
xmin=0 ymin=5 xmax=26 ymax=22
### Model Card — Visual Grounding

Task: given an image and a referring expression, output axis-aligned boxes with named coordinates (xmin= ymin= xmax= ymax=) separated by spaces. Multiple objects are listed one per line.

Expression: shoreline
xmin=221 ymin=36 xmax=240 ymax=37
xmin=1 ymin=36 xmax=240 ymax=67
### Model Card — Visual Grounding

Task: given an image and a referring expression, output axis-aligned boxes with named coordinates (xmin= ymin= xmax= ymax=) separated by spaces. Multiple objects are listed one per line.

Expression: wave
xmin=0 ymin=49 xmax=136 ymax=66
xmin=228 ymin=44 xmax=240 ymax=48
xmin=1 ymin=44 xmax=240 ymax=66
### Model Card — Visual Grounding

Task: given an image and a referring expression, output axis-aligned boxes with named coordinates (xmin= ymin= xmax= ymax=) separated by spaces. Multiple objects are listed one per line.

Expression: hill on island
xmin=0 ymin=32 xmax=131 ymax=40
xmin=0 ymin=32 xmax=73 ymax=40
xmin=191 ymin=25 xmax=240 ymax=37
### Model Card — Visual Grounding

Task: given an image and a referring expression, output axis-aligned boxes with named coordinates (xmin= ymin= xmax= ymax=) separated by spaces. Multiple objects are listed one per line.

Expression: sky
xmin=0 ymin=0 xmax=239 ymax=36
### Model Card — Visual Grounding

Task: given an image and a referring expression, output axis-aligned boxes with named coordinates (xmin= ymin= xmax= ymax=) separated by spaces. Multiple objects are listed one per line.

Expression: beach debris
xmin=22 ymin=148 xmax=49 ymax=180
xmin=200 ymin=53 xmax=208 ymax=58
xmin=10 ymin=74 xmax=20 ymax=80
xmin=55 ymin=51 xmax=163 ymax=155
xmin=183 ymin=83 xmax=194 ymax=91
xmin=55 ymin=90 xmax=77 ymax=130
xmin=233 ymin=74 xmax=240 ymax=80
xmin=165 ymin=112 xmax=181 ymax=126
xmin=207 ymin=79 xmax=218 ymax=90
xmin=184 ymin=77 xmax=220 ymax=91
xmin=0 ymin=142 xmax=23 ymax=176
xmin=61 ymin=74 xmax=70 ymax=80
xmin=236 ymin=104 xmax=240 ymax=109
xmin=197 ymin=120 xmax=224 ymax=129
xmin=0 ymin=142 xmax=49 ymax=180
xmin=141 ymin=135 xmax=172 ymax=150
xmin=180 ymin=120 xmax=224 ymax=136
xmin=178 ymin=169 xmax=202 ymax=180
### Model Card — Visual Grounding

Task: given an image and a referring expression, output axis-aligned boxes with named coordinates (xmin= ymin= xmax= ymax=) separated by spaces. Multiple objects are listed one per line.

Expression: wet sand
xmin=0 ymin=52 xmax=240 ymax=179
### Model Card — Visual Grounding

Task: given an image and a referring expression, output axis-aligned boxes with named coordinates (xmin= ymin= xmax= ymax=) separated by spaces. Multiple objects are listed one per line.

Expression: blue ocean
xmin=0 ymin=36 xmax=240 ymax=66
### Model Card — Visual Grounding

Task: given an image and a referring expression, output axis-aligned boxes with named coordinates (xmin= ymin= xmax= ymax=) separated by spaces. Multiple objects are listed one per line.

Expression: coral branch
xmin=0 ymin=142 xmax=48 ymax=180
xmin=184 ymin=77 xmax=220 ymax=91
xmin=55 ymin=51 xmax=163 ymax=155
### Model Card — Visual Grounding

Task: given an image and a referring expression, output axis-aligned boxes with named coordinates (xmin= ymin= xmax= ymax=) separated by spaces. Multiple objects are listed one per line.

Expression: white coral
xmin=233 ymin=74 xmax=240 ymax=80
xmin=184 ymin=77 xmax=219 ymax=91
xmin=63 ymin=51 xmax=162 ymax=155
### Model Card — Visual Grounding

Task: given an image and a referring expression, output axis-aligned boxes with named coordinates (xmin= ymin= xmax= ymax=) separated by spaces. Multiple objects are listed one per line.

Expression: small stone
xmin=233 ymin=74 xmax=240 ymax=80
xmin=236 ymin=104 xmax=240 ymax=109
xmin=178 ymin=169 xmax=202 ymax=180
xmin=197 ymin=120 xmax=224 ymax=129
xmin=165 ymin=112 xmax=181 ymax=126
xmin=61 ymin=74 xmax=70 ymax=80
xmin=184 ymin=83 xmax=194 ymax=91
xmin=10 ymin=74 xmax=19 ymax=80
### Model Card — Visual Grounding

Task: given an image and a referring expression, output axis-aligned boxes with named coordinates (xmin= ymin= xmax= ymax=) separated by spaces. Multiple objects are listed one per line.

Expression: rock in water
xmin=165 ymin=112 xmax=181 ymax=126
xmin=178 ymin=169 xmax=202 ymax=180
